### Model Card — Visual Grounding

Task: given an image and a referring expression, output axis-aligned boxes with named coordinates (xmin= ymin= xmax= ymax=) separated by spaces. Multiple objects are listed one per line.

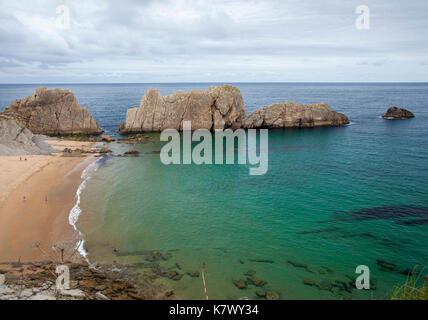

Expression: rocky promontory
xmin=383 ymin=106 xmax=415 ymax=119
xmin=243 ymin=102 xmax=350 ymax=129
xmin=0 ymin=115 xmax=53 ymax=156
xmin=120 ymin=85 xmax=349 ymax=132
xmin=1 ymin=87 xmax=102 ymax=135
xmin=119 ymin=85 xmax=246 ymax=132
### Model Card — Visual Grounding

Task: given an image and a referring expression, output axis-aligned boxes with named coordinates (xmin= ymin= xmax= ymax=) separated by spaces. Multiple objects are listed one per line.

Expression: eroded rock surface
xmin=1 ymin=87 xmax=102 ymax=135
xmin=383 ymin=106 xmax=415 ymax=119
xmin=119 ymin=85 xmax=246 ymax=132
xmin=0 ymin=115 xmax=53 ymax=156
xmin=243 ymin=102 xmax=349 ymax=129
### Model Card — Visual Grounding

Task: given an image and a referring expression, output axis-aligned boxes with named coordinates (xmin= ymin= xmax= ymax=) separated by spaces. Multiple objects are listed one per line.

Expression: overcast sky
xmin=0 ymin=0 xmax=427 ymax=83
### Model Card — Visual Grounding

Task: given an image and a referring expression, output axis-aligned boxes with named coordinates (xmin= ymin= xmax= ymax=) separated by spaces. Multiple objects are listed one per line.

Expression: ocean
xmin=1 ymin=83 xmax=428 ymax=299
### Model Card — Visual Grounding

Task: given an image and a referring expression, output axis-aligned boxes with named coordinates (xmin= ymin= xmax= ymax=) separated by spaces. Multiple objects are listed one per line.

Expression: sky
xmin=0 ymin=0 xmax=427 ymax=83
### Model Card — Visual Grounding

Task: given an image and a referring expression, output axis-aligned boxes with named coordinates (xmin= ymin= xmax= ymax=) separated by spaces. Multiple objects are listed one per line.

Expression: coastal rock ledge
xmin=119 ymin=85 xmax=246 ymax=132
xmin=1 ymin=87 xmax=102 ymax=135
xmin=243 ymin=102 xmax=349 ymax=129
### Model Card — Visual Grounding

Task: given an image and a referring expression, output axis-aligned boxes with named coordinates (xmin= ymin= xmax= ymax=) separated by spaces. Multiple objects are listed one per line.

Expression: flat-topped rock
xmin=119 ymin=85 xmax=246 ymax=132
xmin=243 ymin=101 xmax=349 ymax=129
xmin=1 ymin=87 xmax=102 ymax=135
xmin=383 ymin=106 xmax=415 ymax=119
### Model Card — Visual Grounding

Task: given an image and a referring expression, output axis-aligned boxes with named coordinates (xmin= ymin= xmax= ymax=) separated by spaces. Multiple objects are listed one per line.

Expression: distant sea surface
xmin=1 ymin=83 xmax=428 ymax=299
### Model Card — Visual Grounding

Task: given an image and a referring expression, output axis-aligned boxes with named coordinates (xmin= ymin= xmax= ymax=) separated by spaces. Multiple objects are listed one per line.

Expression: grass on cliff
xmin=391 ymin=265 xmax=428 ymax=300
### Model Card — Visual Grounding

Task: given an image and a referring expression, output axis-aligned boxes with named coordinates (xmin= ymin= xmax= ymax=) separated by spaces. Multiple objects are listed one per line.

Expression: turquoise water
xmin=1 ymin=83 xmax=428 ymax=299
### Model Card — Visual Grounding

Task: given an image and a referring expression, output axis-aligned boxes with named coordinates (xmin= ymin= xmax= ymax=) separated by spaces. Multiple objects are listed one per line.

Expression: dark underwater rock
xmin=249 ymin=259 xmax=274 ymax=264
xmin=303 ymin=280 xmax=316 ymax=287
xmin=244 ymin=270 xmax=256 ymax=277
xmin=288 ymin=260 xmax=313 ymax=273
xmin=186 ymin=271 xmax=200 ymax=278
xmin=233 ymin=279 xmax=248 ymax=290
xmin=265 ymin=290 xmax=280 ymax=300
xmin=248 ymin=277 xmax=267 ymax=287
xmin=376 ymin=259 xmax=397 ymax=271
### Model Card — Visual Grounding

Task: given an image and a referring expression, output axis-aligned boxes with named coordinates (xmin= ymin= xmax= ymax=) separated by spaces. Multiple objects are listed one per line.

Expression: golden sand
xmin=0 ymin=140 xmax=97 ymax=262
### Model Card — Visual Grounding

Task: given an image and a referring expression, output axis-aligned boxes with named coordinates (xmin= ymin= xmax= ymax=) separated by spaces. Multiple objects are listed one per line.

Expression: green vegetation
xmin=392 ymin=265 xmax=428 ymax=300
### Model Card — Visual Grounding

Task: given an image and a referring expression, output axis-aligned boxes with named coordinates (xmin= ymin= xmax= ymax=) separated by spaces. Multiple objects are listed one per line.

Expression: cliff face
xmin=0 ymin=115 xmax=53 ymax=156
xmin=1 ymin=87 xmax=102 ymax=135
xmin=242 ymin=102 xmax=350 ymax=129
xmin=119 ymin=85 xmax=246 ymax=132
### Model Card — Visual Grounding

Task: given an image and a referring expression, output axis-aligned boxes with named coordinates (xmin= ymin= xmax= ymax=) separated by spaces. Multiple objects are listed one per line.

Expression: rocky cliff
xmin=119 ymin=85 xmax=246 ymax=132
xmin=120 ymin=86 xmax=349 ymax=132
xmin=242 ymin=102 xmax=349 ymax=129
xmin=1 ymin=87 xmax=102 ymax=135
xmin=0 ymin=115 xmax=53 ymax=156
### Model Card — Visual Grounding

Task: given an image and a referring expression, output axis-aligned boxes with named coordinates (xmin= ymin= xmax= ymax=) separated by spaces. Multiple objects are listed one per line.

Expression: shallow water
xmin=1 ymin=83 xmax=427 ymax=299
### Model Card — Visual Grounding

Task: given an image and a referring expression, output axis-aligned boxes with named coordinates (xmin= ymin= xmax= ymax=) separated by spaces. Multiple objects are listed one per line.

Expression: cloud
xmin=0 ymin=0 xmax=427 ymax=82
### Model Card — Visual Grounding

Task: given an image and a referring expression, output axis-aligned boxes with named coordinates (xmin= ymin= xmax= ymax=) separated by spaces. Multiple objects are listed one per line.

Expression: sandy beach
xmin=0 ymin=140 xmax=97 ymax=263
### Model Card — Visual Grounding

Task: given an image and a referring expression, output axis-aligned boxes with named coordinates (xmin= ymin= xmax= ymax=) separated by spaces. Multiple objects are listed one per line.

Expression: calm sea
xmin=1 ymin=83 xmax=428 ymax=299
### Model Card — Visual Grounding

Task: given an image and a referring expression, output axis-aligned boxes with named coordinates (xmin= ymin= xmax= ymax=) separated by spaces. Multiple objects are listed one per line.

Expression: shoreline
xmin=0 ymin=140 xmax=97 ymax=263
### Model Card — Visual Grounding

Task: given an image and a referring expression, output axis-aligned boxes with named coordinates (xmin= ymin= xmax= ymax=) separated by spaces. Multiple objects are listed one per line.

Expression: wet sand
xmin=0 ymin=140 xmax=96 ymax=263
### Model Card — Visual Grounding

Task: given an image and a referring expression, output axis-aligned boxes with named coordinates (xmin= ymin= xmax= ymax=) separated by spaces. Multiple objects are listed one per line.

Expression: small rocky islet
xmin=382 ymin=106 xmax=415 ymax=119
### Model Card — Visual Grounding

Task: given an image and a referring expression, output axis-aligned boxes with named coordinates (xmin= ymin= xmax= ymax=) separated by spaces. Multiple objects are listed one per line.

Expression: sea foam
xmin=69 ymin=156 xmax=101 ymax=264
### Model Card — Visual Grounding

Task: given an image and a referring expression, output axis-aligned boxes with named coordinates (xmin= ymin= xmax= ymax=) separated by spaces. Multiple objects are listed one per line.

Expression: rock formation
xmin=1 ymin=87 xmax=102 ymax=135
xmin=382 ymin=106 xmax=415 ymax=119
xmin=120 ymin=85 xmax=349 ymax=132
xmin=0 ymin=115 xmax=53 ymax=156
xmin=119 ymin=85 xmax=246 ymax=132
xmin=242 ymin=102 xmax=349 ymax=128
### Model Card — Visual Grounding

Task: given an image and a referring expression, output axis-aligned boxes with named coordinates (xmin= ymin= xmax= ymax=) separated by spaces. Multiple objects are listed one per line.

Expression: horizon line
xmin=1 ymin=81 xmax=428 ymax=85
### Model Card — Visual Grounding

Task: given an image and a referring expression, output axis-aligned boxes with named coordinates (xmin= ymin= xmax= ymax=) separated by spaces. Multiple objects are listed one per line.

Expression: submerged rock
xmin=376 ymin=259 xmax=397 ymax=271
xmin=265 ymin=290 xmax=280 ymax=300
xmin=1 ymin=87 xmax=102 ymax=135
xmin=256 ymin=291 xmax=266 ymax=298
xmin=119 ymin=85 xmax=246 ymax=133
xmin=243 ymin=101 xmax=349 ymax=128
xmin=186 ymin=271 xmax=200 ymax=278
xmin=233 ymin=279 xmax=248 ymax=290
xmin=383 ymin=106 xmax=414 ymax=119
xmin=303 ymin=279 xmax=317 ymax=287
xmin=249 ymin=259 xmax=274 ymax=264
xmin=248 ymin=277 xmax=267 ymax=287
xmin=288 ymin=260 xmax=313 ymax=273
xmin=244 ymin=270 xmax=257 ymax=277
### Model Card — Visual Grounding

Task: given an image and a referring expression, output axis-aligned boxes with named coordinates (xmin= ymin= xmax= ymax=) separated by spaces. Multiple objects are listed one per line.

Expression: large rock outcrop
xmin=383 ymin=106 xmax=415 ymax=119
xmin=1 ymin=87 xmax=102 ymax=135
xmin=242 ymin=102 xmax=349 ymax=129
xmin=0 ymin=115 xmax=53 ymax=156
xmin=119 ymin=85 xmax=246 ymax=132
